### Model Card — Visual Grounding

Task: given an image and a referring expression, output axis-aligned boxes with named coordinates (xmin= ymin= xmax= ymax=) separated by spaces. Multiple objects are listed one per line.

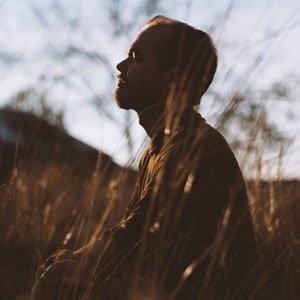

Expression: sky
xmin=0 ymin=0 xmax=299 ymax=178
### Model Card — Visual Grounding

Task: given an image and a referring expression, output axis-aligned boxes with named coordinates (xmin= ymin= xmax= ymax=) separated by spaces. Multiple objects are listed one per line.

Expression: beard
xmin=114 ymin=85 xmax=132 ymax=109
xmin=114 ymin=82 xmax=162 ymax=112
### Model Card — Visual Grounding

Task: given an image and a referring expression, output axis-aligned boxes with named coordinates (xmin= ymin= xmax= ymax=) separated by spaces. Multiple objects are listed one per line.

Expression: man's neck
xmin=136 ymin=100 xmax=199 ymax=138
xmin=137 ymin=106 xmax=165 ymax=139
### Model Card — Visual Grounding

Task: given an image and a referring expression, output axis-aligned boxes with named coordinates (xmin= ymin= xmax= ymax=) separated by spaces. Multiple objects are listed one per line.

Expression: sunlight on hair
xmin=146 ymin=15 xmax=176 ymax=28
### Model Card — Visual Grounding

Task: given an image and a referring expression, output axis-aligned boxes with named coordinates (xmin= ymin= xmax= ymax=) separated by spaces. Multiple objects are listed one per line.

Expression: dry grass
xmin=0 ymin=157 xmax=137 ymax=299
xmin=1 ymin=49 xmax=299 ymax=298
xmin=0 ymin=112 xmax=299 ymax=299
xmin=0 ymin=1 xmax=299 ymax=299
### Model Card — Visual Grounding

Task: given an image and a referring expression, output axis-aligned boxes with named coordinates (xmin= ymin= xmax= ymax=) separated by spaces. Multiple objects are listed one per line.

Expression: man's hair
xmin=146 ymin=15 xmax=217 ymax=104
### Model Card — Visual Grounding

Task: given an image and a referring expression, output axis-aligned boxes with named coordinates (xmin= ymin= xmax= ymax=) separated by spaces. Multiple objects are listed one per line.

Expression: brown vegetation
xmin=0 ymin=110 xmax=299 ymax=299
xmin=0 ymin=110 xmax=136 ymax=298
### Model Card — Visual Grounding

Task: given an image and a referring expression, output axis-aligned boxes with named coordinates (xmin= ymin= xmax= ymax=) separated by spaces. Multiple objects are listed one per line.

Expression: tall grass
xmin=0 ymin=109 xmax=299 ymax=299
xmin=0 ymin=119 xmax=136 ymax=299
xmin=0 ymin=1 xmax=299 ymax=298
xmin=1 ymin=20 xmax=299 ymax=295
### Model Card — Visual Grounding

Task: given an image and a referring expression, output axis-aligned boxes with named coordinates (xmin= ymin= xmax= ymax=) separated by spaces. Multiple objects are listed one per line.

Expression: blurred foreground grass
xmin=0 ymin=111 xmax=299 ymax=299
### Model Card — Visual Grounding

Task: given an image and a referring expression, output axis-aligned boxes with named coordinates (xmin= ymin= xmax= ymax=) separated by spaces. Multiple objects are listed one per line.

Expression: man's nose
xmin=116 ymin=58 xmax=128 ymax=73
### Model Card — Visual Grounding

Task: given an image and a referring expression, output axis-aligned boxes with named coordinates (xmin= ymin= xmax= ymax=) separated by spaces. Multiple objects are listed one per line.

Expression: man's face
xmin=115 ymin=26 xmax=171 ymax=112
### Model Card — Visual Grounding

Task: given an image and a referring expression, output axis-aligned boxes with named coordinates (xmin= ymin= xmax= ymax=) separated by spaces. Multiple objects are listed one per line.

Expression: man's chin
xmin=116 ymin=101 xmax=131 ymax=110
xmin=114 ymin=92 xmax=131 ymax=110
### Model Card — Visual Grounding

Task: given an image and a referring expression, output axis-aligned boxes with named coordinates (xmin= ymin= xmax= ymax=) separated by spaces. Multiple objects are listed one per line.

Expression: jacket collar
xmin=149 ymin=109 xmax=206 ymax=155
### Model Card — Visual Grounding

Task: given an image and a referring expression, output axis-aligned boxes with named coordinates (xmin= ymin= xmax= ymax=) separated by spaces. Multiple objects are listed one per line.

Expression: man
xmin=32 ymin=16 xmax=259 ymax=299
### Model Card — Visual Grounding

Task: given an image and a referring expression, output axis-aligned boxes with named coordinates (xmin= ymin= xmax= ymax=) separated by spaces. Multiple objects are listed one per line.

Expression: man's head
xmin=115 ymin=15 xmax=217 ymax=112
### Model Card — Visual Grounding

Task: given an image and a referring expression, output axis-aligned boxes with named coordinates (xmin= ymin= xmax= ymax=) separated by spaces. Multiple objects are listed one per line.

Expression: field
xmin=0 ymin=110 xmax=299 ymax=299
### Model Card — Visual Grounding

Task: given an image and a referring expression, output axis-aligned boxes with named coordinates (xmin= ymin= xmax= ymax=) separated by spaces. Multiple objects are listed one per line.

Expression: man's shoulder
xmin=179 ymin=110 xmax=233 ymax=155
xmin=200 ymin=122 xmax=232 ymax=151
xmin=178 ymin=112 xmax=243 ymax=174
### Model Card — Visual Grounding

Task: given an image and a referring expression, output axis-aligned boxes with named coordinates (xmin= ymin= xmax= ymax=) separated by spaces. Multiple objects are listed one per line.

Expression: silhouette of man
xmin=31 ymin=16 xmax=258 ymax=299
